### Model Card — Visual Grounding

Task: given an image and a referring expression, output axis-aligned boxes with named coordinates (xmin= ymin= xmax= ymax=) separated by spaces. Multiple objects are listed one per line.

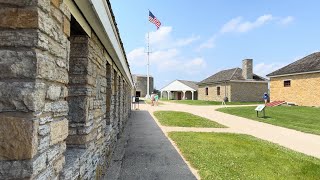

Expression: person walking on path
xmin=154 ymin=93 xmax=159 ymax=106
xmin=263 ymin=92 xmax=269 ymax=104
xmin=150 ymin=92 xmax=155 ymax=106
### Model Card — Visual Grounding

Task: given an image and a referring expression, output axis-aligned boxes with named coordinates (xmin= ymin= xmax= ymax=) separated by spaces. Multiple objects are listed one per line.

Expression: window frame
xmin=283 ymin=80 xmax=291 ymax=87
xmin=217 ymin=86 xmax=221 ymax=96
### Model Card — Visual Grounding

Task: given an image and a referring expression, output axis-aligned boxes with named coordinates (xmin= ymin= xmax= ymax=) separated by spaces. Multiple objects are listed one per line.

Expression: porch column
xmin=160 ymin=91 xmax=163 ymax=99
xmin=192 ymin=91 xmax=194 ymax=100
xmin=182 ymin=91 xmax=186 ymax=100
xmin=167 ymin=91 xmax=170 ymax=100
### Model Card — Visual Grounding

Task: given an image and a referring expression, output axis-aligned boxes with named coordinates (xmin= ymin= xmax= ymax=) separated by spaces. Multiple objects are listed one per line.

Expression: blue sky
xmin=110 ymin=1 xmax=320 ymax=89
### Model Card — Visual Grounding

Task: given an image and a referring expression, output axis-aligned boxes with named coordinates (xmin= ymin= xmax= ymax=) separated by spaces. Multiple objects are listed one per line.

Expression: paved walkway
xmin=105 ymin=110 xmax=197 ymax=180
xmin=144 ymin=101 xmax=320 ymax=159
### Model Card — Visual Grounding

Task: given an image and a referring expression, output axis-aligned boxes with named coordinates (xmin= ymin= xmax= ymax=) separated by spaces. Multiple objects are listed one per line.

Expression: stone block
xmin=46 ymin=85 xmax=62 ymax=101
xmin=39 ymin=124 xmax=50 ymax=136
xmin=0 ymin=115 xmax=38 ymax=160
xmin=68 ymin=96 xmax=89 ymax=123
xmin=39 ymin=116 xmax=53 ymax=125
xmin=50 ymin=118 xmax=68 ymax=145
xmin=38 ymin=135 xmax=50 ymax=153
xmin=38 ymin=9 xmax=68 ymax=47
xmin=0 ymin=49 xmax=37 ymax=79
xmin=0 ymin=159 xmax=32 ymax=179
xmin=47 ymin=144 xmax=62 ymax=163
xmin=66 ymin=132 xmax=95 ymax=145
xmin=77 ymin=125 xmax=94 ymax=135
xmin=60 ymin=86 xmax=68 ymax=98
xmin=68 ymin=127 xmax=77 ymax=135
xmin=0 ymin=29 xmax=38 ymax=47
xmin=44 ymin=100 xmax=68 ymax=117
xmin=37 ymin=0 xmax=51 ymax=13
xmin=63 ymin=16 xmax=70 ymax=37
xmin=53 ymin=155 xmax=65 ymax=174
xmin=34 ymin=166 xmax=55 ymax=180
xmin=51 ymin=0 xmax=61 ymax=8
xmin=32 ymin=152 xmax=47 ymax=175
xmin=0 ymin=7 xmax=38 ymax=29
xmin=69 ymin=76 xmax=88 ymax=85
xmin=50 ymin=5 xmax=63 ymax=24
xmin=69 ymin=58 xmax=89 ymax=75
xmin=36 ymin=50 xmax=69 ymax=84
xmin=0 ymin=0 xmax=29 ymax=6
xmin=70 ymin=43 xmax=89 ymax=58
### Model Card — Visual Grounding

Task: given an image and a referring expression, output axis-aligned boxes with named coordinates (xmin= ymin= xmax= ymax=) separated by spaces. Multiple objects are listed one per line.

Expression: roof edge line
xmin=267 ymin=70 xmax=320 ymax=78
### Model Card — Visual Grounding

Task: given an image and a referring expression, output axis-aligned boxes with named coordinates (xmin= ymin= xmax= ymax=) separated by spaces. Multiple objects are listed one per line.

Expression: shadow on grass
xmin=257 ymin=116 xmax=272 ymax=119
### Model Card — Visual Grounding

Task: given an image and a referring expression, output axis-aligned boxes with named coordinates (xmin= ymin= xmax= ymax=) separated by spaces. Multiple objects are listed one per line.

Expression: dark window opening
xmin=217 ymin=87 xmax=220 ymax=95
xmin=205 ymin=87 xmax=209 ymax=95
xmin=284 ymin=80 xmax=291 ymax=87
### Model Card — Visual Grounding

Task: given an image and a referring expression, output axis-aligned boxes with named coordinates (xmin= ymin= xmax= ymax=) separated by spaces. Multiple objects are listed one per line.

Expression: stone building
xmin=198 ymin=59 xmax=268 ymax=102
xmin=132 ymin=74 xmax=154 ymax=97
xmin=0 ymin=0 xmax=133 ymax=179
xmin=267 ymin=52 xmax=320 ymax=106
xmin=160 ymin=80 xmax=198 ymax=100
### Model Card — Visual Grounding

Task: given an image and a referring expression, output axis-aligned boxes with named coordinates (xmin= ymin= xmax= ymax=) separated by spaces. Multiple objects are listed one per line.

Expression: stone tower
xmin=242 ymin=59 xmax=253 ymax=79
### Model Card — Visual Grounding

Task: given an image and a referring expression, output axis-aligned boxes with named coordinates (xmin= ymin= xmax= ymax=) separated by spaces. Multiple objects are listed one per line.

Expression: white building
xmin=160 ymin=80 xmax=198 ymax=100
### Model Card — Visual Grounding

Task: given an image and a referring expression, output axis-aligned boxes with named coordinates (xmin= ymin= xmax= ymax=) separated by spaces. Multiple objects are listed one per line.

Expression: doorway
xmin=177 ymin=92 xmax=182 ymax=100
xmin=136 ymin=91 xmax=141 ymax=97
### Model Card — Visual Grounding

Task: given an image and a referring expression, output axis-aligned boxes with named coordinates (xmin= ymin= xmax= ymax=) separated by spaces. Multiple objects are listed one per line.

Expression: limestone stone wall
xmin=0 ymin=1 xmax=132 ymax=179
xmin=198 ymin=84 xmax=231 ymax=101
xmin=270 ymin=73 xmax=320 ymax=106
xmin=132 ymin=75 xmax=154 ymax=97
xmin=0 ymin=0 xmax=71 ymax=179
xmin=198 ymin=82 xmax=267 ymax=102
xmin=229 ymin=82 xmax=267 ymax=102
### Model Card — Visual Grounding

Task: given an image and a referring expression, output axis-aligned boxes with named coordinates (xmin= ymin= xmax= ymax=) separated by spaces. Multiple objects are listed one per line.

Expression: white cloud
xmin=220 ymin=17 xmax=243 ymax=33
xmin=150 ymin=49 xmax=180 ymax=65
xmin=220 ymin=14 xmax=273 ymax=33
xmin=127 ymin=47 xmax=146 ymax=66
xmin=128 ymin=26 xmax=205 ymax=75
xmin=197 ymin=14 xmax=294 ymax=51
xmin=147 ymin=26 xmax=200 ymax=49
xmin=175 ymin=35 xmax=200 ymax=47
xmin=147 ymin=26 xmax=172 ymax=45
xmin=254 ymin=62 xmax=286 ymax=77
xmin=183 ymin=58 xmax=207 ymax=74
xmin=196 ymin=35 xmax=217 ymax=51
xmin=127 ymin=46 xmax=206 ymax=74
xmin=279 ymin=16 xmax=294 ymax=26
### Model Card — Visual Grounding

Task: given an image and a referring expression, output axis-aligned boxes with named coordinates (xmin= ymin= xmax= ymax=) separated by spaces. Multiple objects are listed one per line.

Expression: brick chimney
xmin=242 ymin=59 xmax=253 ymax=79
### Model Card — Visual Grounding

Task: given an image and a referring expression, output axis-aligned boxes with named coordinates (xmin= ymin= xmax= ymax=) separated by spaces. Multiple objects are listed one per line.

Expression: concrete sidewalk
xmin=104 ymin=110 xmax=197 ymax=180
xmin=145 ymin=102 xmax=320 ymax=159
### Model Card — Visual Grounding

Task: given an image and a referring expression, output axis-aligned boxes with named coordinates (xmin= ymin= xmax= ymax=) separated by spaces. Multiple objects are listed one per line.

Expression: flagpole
xmin=146 ymin=32 xmax=150 ymax=99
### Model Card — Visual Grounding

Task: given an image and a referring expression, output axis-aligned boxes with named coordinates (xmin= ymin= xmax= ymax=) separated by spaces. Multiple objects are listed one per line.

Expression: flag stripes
xmin=149 ymin=11 xmax=161 ymax=29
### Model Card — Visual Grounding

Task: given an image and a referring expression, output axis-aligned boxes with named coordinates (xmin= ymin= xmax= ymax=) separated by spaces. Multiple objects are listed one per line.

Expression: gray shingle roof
xmin=199 ymin=68 xmax=266 ymax=85
xmin=267 ymin=52 xmax=320 ymax=77
xmin=177 ymin=80 xmax=198 ymax=90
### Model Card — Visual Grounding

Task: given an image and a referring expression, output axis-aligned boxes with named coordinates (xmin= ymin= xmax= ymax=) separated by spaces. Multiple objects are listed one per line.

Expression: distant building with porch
xmin=160 ymin=80 xmax=198 ymax=100
xmin=267 ymin=52 xmax=320 ymax=106
xmin=132 ymin=74 xmax=154 ymax=97
xmin=198 ymin=59 xmax=268 ymax=102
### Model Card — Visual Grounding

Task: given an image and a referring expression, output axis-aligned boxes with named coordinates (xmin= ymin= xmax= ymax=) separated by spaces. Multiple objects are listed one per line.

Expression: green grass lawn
xmin=153 ymin=111 xmax=226 ymax=128
xmin=169 ymin=132 xmax=320 ymax=180
xmin=217 ymin=106 xmax=320 ymax=135
xmin=161 ymin=100 xmax=261 ymax=106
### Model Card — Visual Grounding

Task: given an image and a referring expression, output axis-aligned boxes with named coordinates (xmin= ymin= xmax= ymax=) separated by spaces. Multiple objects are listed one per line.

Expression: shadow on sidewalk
xmin=104 ymin=110 xmax=196 ymax=180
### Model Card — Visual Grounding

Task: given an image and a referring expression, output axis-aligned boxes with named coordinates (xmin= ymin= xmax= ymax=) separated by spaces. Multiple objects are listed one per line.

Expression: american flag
xmin=149 ymin=11 xmax=161 ymax=29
